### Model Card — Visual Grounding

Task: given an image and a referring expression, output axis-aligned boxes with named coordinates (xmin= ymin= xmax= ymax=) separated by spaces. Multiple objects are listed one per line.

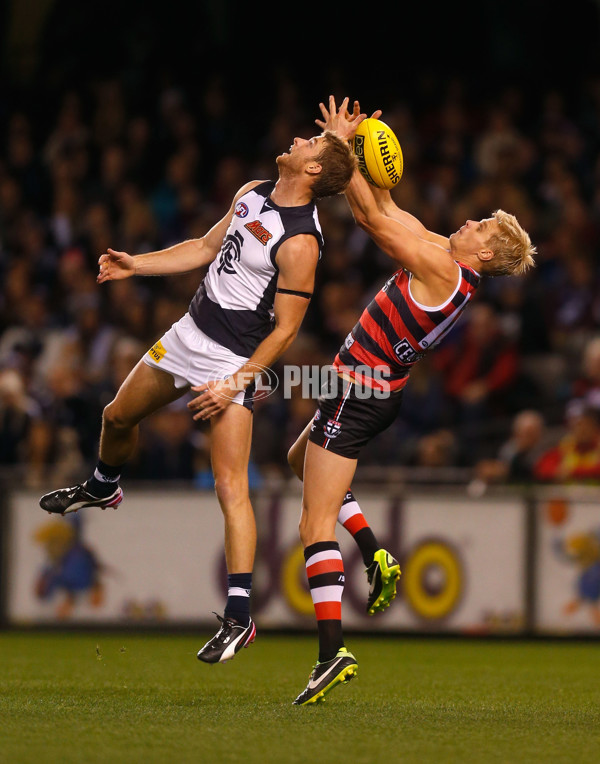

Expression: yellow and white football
xmin=353 ymin=118 xmax=403 ymax=189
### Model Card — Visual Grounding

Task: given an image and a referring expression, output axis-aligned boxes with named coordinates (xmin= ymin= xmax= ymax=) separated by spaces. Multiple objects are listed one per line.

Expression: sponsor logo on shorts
xmin=244 ymin=219 xmax=273 ymax=245
xmin=148 ymin=340 xmax=167 ymax=362
xmin=324 ymin=419 xmax=342 ymax=439
xmin=235 ymin=202 xmax=249 ymax=218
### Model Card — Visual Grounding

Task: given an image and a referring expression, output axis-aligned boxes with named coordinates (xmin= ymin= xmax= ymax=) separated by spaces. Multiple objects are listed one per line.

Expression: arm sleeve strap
xmin=276 ymin=288 xmax=312 ymax=299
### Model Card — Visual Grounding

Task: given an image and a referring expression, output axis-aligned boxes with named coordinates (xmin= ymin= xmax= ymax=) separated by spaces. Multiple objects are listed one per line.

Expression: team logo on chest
xmin=244 ymin=219 xmax=273 ymax=245
xmin=217 ymin=230 xmax=243 ymax=275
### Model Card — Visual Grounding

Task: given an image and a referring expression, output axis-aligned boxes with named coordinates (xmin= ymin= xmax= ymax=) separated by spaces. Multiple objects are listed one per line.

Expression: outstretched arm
xmin=97 ymin=180 xmax=263 ymax=283
xmin=368 ymin=185 xmax=450 ymax=248
xmin=316 ymin=96 xmax=450 ymax=254
xmin=343 ymin=170 xmax=455 ymax=279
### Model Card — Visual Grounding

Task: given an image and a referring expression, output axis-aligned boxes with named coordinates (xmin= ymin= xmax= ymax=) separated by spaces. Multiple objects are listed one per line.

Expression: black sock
xmin=338 ymin=491 xmax=380 ymax=566
xmin=224 ymin=573 xmax=252 ymax=627
xmin=85 ymin=460 xmax=122 ymax=498
xmin=355 ymin=528 xmax=380 ymax=567
xmin=317 ymin=620 xmax=344 ymax=664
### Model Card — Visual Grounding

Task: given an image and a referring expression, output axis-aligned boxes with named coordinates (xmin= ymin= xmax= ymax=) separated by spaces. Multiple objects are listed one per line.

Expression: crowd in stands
xmin=2 ymin=59 xmax=600 ymax=489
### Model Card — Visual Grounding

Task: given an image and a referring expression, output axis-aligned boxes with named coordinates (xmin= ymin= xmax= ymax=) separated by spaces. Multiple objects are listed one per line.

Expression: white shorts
xmin=142 ymin=312 xmax=254 ymax=409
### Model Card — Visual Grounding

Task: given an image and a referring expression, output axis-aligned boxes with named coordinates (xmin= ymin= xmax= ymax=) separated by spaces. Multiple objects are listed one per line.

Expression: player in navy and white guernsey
xmin=188 ymin=180 xmax=324 ymax=362
xmin=39 ymin=125 xmax=358 ymax=665
xmin=290 ymin=97 xmax=537 ymax=705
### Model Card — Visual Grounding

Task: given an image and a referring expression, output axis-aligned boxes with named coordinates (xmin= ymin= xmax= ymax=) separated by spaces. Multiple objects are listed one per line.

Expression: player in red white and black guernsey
xmin=290 ymin=97 xmax=536 ymax=705
xmin=39 ymin=123 xmax=359 ymax=664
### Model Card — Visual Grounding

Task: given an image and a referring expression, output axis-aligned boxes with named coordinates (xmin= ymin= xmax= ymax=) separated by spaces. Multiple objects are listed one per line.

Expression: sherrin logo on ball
xmin=353 ymin=118 xmax=403 ymax=190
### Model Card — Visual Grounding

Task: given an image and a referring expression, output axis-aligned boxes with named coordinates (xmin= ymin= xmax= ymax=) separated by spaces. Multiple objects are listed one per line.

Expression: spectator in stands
xmin=413 ymin=429 xmax=458 ymax=469
xmin=0 ymin=368 xmax=49 ymax=486
xmin=474 ymin=409 xmax=547 ymax=484
xmin=534 ymin=403 xmax=600 ymax=484
xmin=433 ymin=301 xmax=520 ymax=458
xmin=570 ymin=335 xmax=600 ymax=411
xmin=548 ymin=252 xmax=600 ymax=353
xmin=2 ymin=56 xmax=600 ymax=484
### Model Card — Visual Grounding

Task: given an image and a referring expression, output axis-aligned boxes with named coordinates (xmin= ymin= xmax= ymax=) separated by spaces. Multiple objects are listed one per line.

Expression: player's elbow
xmin=273 ymin=316 xmax=300 ymax=342
xmin=193 ymin=239 xmax=216 ymax=267
xmin=278 ymin=325 xmax=299 ymax=350
xmin=352 ymin=207 xmax=371 ymax=230
xmin=355 ymin=208 xmax=385 ymax=237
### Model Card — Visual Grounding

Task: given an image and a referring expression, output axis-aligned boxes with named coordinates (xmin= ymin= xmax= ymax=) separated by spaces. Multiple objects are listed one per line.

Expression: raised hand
xmin=316 ymin=96 xmax=382 ymax=142
xmin=316 ymin=96 xmax=366 ymax=142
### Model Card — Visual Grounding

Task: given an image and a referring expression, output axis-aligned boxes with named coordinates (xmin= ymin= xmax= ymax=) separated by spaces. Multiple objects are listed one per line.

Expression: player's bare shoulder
xmin=426 ymin=230 xmax=452 ymax=250
xmin=232 ymin=180 xmax=268 ymax=205
xmin=416 ymin=235 xmax=458 ymax=281
xmin=407 ymin=236 xmax=461 ymax=308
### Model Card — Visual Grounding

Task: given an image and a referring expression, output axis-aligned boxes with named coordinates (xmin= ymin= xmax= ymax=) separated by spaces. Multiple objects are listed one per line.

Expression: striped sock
xmin=337 ymin=491 xmax=379 ymax=566
xmin=304 ymin=541 xmax=345 ymax=663
xmin=224 ymin=573 xmax=252 ymax=626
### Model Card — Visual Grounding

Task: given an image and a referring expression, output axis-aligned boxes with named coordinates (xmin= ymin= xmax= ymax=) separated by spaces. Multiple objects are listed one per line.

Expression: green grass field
xmin=2 ymin=631 xmax=600 ymax=764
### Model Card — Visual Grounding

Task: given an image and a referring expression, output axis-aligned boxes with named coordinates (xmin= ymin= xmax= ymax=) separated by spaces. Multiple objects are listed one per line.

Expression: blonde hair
xmin=485 ymin=209 xmax=536 ymax=277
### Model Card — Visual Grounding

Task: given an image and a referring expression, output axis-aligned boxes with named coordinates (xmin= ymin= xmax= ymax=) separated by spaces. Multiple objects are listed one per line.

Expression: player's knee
xmin=287 ymin=442 xmax=303 ymax=479
xmin=286 ymin=443 xmax=295 ymax=467
xmin=102 ymin=401 xmax=134 ymax=431
xmin=213 ymin=470 xmax=247 ymax=510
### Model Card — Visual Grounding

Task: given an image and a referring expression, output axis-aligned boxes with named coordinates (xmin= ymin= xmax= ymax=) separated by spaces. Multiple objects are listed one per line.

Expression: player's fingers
xmin=107 ymin=247 xmax=128 ymax=261
xmin=318 ymin=101 xmax=329 ymax=118
xmin=370 ymin=109 xmax=383 ymax=119
xmin=187 ymin=394 xmax=208 ymax=411
xmin=198 ymin=403 xmax=220 ymax=420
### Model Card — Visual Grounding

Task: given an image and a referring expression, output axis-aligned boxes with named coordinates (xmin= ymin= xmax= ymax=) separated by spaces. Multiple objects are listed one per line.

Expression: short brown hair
xmin=310 ymin=131 xmax=358 ymax=199
xmin=485 ymin=209 xmax=536 ymax=276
